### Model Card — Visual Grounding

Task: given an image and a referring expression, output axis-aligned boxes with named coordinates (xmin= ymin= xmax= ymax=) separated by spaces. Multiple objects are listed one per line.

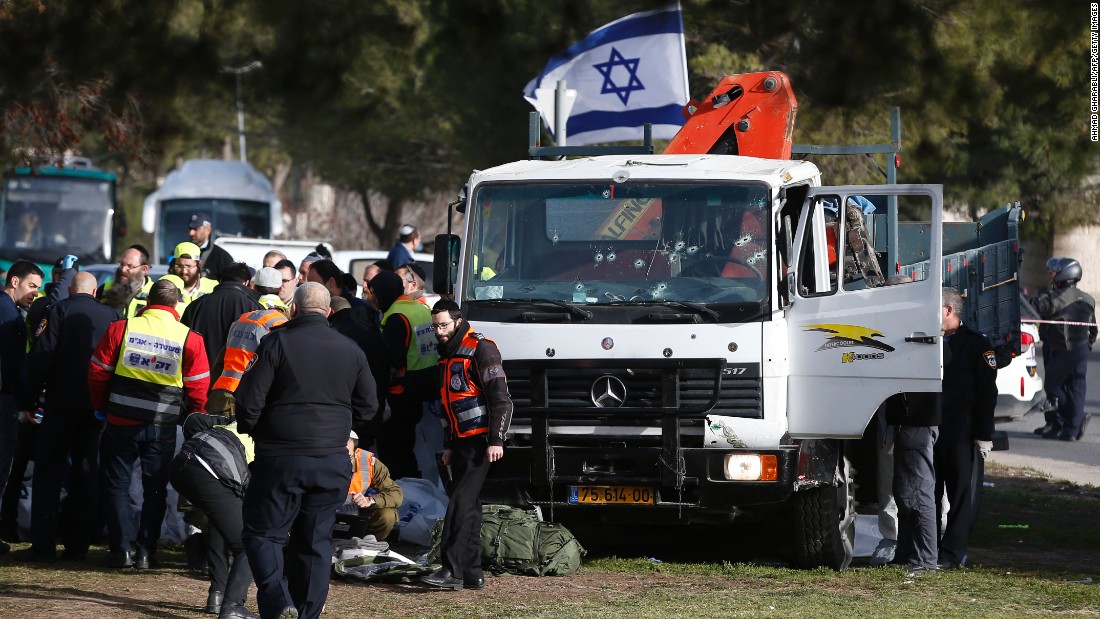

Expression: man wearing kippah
xmin=387 ymin=223 xmax=420 ymax=269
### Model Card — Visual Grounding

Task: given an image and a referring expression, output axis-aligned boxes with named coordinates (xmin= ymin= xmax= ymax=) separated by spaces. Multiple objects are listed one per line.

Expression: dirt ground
xmin=0 ymin=467 xmax=1096 ymax=618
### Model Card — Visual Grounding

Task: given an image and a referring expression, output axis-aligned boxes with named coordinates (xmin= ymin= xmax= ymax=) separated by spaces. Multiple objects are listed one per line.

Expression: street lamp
xmin=221 ymin=61 xmax=263 ymax=163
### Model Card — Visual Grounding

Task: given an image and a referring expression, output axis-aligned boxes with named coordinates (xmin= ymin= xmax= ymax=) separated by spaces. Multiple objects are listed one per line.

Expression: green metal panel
xmin=10 ymin=166 xmax=117 ymax=182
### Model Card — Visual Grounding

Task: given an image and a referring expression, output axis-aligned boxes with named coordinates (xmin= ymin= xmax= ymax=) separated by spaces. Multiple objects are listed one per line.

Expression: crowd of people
xmin=0 ymin=216 xmax=514 ymax=619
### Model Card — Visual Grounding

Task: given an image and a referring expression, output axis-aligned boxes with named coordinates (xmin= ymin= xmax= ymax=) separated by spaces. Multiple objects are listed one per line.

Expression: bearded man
xmin=97 ymin=245 xmax=154 ymax=319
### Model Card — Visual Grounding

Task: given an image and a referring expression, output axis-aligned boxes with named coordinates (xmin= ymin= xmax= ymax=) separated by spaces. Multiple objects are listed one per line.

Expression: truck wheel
xmin=792 ymin=457 xmax=856 ymax=570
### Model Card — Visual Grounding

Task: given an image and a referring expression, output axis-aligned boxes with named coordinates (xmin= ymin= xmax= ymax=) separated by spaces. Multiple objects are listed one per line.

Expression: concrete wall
xmin=1051 ymin=224 xmax=1100 ymax=300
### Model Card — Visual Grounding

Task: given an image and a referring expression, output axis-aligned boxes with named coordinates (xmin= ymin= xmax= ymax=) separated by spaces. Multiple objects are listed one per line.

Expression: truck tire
xmin=792 ymin=457 xmax=856 ymax=570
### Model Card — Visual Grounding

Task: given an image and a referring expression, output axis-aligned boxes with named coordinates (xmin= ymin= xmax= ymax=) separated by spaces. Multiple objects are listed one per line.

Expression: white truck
xmin=433 ymin=72 xmax=1021 ymax=569
xmin=142 ymin=159 xmax=283 ymax=265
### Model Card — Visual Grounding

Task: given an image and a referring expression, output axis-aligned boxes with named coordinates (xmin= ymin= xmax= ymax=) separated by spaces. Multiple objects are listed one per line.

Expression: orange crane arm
xmin=662 ymin=71 xmax=797 ymax=160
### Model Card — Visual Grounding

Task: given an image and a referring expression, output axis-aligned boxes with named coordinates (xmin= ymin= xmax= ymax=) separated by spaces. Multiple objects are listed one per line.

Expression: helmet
xmin=1045 ymin=257 xmax=1070 ymax=272
xmin=1052 ymin=258 xmax=1082 ymax=285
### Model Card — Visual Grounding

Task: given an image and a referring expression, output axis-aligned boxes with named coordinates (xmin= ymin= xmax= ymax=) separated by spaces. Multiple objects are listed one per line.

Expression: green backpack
xmin=428 ymin=504 xmax=586 ymax=576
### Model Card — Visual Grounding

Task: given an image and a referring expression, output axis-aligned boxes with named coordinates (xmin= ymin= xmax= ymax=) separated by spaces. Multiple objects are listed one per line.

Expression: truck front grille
xmin=503 ymin=359 xmax=762 ymax=420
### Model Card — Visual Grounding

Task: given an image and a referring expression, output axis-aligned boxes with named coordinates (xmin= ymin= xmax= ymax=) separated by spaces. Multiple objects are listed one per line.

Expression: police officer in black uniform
xmin=236 ymin=282 xmax=377 ymax=619
xmin=934 ymin=286 xmax=998 ymax=569
xmin=1032 ymin=258 xmax=1097 ymax=441
xmin=19 ymin=271 xmax=118 ymax=561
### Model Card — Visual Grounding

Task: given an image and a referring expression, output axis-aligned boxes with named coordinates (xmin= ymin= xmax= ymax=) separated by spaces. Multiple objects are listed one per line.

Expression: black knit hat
xmin=368 ymin=270 xmax=404 ymax=312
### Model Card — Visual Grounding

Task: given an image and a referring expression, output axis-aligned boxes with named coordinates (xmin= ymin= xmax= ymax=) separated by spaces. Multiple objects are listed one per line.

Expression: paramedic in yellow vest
xmin=208 ymin=306 xmax=289 ymax=416
xmin=88 ymin=279 xmax=211 ymax=569
xmin=171 ymin=242 xmax=218 ymax=305
xmin=421 ymin=299 xmax=512 ymax=591
xmin=368 ymin=270 xmax=438 ymax=479
xmin=395 ymin=262 xmax=429 ymax=306
xmin=340 ymin=431 xmax=403 ymax=541
xmin=97 ymin=245 xmax=155 ymax=319
xmin=156 ymin=274 xmax=189 ymax=314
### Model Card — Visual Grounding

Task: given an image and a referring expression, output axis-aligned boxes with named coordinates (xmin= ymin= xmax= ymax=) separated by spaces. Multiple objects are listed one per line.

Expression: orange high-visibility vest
xmin=212 ymin=309 xmax=288 ymax=392
xmin=439 ymin=332 xmax=491 ymax=439
xmin=348 ymin=448 xmax=375 ymax=495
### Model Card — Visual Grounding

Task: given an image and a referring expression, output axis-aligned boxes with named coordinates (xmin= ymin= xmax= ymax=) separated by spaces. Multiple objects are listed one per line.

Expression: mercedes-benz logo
xmin=590 ymin=375 xmax=626 ymax=408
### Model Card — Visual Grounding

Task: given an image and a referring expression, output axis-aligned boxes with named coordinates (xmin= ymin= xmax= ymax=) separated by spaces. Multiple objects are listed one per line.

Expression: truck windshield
xmin=158 ymin=198 xmax=270 ymax=264
xmin=0 ymin=175 xmax=113 ymax=263
xmin=464 ymin=181 xmax=770 ymax=320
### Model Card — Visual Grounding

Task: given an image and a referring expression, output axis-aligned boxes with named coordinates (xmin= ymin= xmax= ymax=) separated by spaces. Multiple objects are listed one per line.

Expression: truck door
xmin=786 ymin=185 xmax=943 ymax=438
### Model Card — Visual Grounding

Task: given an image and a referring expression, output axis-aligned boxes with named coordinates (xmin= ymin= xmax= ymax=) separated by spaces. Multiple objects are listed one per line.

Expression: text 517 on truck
xmin=433 ymin=72 xmax=1024 ymax=570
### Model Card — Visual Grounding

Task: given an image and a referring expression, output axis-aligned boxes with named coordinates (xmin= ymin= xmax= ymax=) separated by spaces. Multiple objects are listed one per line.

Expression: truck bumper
xmin=484 ymin=445 xmax=802 ymax=524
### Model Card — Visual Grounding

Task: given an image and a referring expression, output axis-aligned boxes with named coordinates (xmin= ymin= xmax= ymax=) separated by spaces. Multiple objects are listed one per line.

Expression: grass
xmin=1 ymin=465 xmax=1098 ymax=618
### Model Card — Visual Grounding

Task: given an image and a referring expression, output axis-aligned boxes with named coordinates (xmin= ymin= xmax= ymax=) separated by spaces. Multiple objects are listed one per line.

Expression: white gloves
xmin=976 ymin=440 xmax=993 ymax=459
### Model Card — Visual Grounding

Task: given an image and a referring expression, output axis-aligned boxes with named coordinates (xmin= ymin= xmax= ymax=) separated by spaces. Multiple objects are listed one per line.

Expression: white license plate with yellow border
xmin=568 ymin=485 xmax=655 ymax=505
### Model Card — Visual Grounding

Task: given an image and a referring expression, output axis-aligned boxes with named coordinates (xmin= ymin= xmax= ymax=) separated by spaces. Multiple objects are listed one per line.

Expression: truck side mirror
xmin=433 ymin=234 xmax=461 ymax=295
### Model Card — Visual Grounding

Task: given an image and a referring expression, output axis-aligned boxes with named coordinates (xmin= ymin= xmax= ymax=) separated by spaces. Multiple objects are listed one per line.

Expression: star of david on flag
xmin=523 ymin=3 xmax=689 ymax=146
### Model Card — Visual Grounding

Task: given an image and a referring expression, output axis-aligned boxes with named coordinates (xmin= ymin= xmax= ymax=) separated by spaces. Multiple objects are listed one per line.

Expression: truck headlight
xmin=722 ymin=454 xmax=778 ymax=481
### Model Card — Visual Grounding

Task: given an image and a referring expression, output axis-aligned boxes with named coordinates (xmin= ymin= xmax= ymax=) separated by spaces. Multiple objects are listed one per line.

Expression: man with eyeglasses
xmin=97 ymin=245 xmax=154 ymax=319
xmin=273 ymin=259 xmax=298 ymax=307
xmin=421 ymin=299 xmax=512 ymax=591
xmin=395 ymin=263 xmax=428 ymax=306
xmin=169 ymin=242 xmax=218 ymax=307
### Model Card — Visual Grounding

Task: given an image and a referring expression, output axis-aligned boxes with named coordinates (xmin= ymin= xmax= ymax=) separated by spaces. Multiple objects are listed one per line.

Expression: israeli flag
xmin=523 ymin=3 xmax=689 ymax=146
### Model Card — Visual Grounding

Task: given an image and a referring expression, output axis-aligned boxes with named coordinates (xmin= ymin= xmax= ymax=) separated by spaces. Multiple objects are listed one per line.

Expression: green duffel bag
xmin=534 ymin=521 xmax=585 ymax=577
xmin=428 ymin=504 xmax=586 ymax=576
xmin=481 ymin=505 xmax=543 ymax=575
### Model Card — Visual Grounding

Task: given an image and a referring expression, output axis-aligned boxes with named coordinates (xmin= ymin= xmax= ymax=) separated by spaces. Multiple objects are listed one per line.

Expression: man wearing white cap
xmin=387 ymin=224 xmax=419 ymax=269
xmin=253 ymin=267 xmax=289 ymax=312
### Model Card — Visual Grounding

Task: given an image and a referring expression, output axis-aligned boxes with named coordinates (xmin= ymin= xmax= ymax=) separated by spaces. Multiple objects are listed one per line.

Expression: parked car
xmin=330 ymin=249 xmax=437 ymax=304
xmin=995 ymin=295 xmax=1045 ymax=421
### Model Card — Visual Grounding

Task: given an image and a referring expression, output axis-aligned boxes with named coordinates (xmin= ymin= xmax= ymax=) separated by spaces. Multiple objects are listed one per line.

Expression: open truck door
xmin=786 ymin=184 xmax=944 ymax=438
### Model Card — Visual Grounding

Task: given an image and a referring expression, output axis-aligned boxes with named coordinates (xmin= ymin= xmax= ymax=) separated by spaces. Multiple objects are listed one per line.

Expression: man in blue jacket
xmin=0 ymin=260 xmax=44 ymax=555
xmin=236 ymin=282 xmax=378 ymax=619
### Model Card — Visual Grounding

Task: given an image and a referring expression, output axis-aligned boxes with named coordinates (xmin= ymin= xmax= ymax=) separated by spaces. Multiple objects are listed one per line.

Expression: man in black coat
xmin=182 ymin=262 xmax=262 ymax=371
xmin=329 ymin=303 xmax=390 ymax=436
xmin=188 ymin=212 xmax=235 ymax=281
xmin=236 ymin=282 xmax=378 ymax=619
xmin=934 ymin=286 xmax=998 ymax=569
xmin=18 ymin=271 xmax=119 ymax=561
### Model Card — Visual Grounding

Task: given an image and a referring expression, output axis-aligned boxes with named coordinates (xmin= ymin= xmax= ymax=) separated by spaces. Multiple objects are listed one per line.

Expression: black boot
xmin=205 ymin=590 xmax=224 ymax=614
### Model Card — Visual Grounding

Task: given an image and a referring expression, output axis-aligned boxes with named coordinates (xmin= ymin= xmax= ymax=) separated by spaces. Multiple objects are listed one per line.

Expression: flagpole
xmin=676 ymin=1 xmax=689 ymax=101
xmin=555 ymin=80 xmax=568 ymax=146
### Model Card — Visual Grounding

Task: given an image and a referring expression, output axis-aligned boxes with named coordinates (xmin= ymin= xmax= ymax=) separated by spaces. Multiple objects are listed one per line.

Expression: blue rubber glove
xmin=61 ymin=254 xmax=79 ymax=269
xmin=94 ymin=410 xmax=106 ymax=422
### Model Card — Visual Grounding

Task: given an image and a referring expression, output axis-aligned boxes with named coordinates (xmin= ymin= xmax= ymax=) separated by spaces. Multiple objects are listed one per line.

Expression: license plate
xmin=568 ymin=485 xmax=654 ymax=505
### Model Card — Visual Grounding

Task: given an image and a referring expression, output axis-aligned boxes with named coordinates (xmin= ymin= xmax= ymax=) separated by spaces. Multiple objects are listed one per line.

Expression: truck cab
xmin=438 ymin=151 xmax=947 ymax=569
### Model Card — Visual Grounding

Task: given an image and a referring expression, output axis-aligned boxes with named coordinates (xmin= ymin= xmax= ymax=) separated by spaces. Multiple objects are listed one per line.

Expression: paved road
xmin=989 ymin=344 xmax=1100 ymax=486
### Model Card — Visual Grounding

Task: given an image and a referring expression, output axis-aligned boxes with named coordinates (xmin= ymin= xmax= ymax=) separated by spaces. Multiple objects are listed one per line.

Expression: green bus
xmin=0 ymin=158 xmax=123 ymax=275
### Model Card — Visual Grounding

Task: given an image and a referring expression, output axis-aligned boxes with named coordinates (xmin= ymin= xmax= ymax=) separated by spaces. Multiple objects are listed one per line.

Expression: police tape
xmin=1021 ymin=318 xmax=1099 ymax=327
